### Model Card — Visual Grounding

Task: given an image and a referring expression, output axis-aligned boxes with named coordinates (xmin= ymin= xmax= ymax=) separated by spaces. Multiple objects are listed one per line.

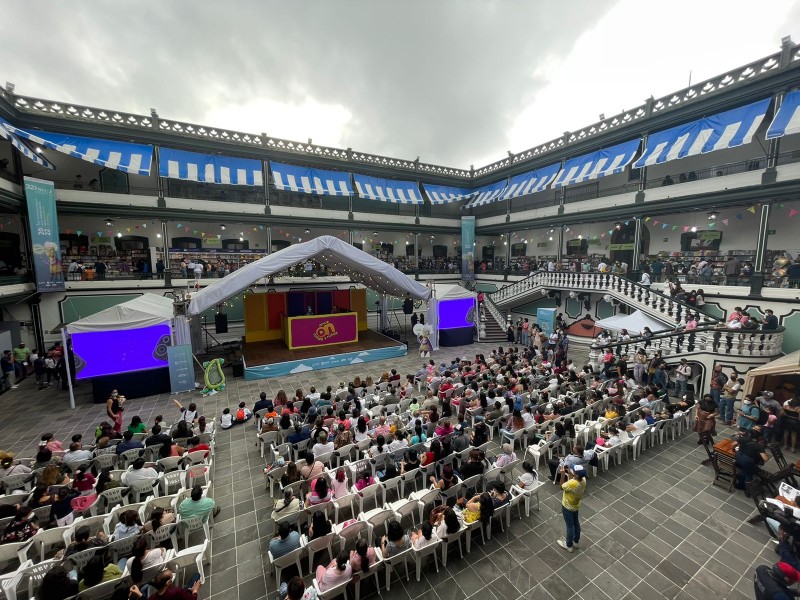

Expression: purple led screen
xmin=71 ymin=324 xmax=171 ymax=379
xmin=437 ymin=298 xmax=476 ymax=330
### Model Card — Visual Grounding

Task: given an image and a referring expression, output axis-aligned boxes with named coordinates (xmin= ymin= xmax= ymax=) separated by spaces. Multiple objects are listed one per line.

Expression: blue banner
xmin=536 ymin=307 xmax=557 ymax=338
xmin=461 ymin=216 xmax=475 ymax=280
xmin=24 ymin=177 xmax=64 ymax=292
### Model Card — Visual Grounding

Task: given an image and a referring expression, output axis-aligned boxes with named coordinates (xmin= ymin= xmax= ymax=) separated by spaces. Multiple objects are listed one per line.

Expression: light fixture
xmin=503 ymin=241 xmax=507 ymax=245
xmin=549 ymin=236 xmax=553 ymax=241
xmin=116 ymin=232 xmax=122 ymax=238
xmin=239 ymin=236 xmax=243 ymax=242
xmin=373 ymin=232 xmax=378 ymax=236
xmin=578 ymin=234 xmax=583 ymax=239
xmin=615 ymin=222 xmax=622 ymax=230
xmin=691 ymin=226 xmax=697 ymax=232
xmin=36 ymin=147 xmax=43 ymax=153
xmin=220 ymin=224 xmax=226 ymax=231
xmin=156 ymin=233 xmax=162 ymax=238
xmin=105 ymin=219 xmax=113 ymax=227
xmin=707 ymin=211 xmax=718 ymax=220
xmin=304 ymin=228 xmax=310 ymax=234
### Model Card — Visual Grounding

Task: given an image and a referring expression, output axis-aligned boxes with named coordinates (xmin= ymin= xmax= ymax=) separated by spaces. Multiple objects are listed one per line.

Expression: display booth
xmin=743 ymin=349 xmax=800 ymax=397
xmin=428 ymin=283 xmax=478 ymax=349
xmin=66 ymin=294 xmax=175 ymax=402
xmin=594 ymin=310 xmax=671 ymax=334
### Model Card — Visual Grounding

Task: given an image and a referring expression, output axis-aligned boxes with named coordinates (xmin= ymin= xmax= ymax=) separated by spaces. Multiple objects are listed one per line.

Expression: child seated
xmin=220 ymin=408 xmax=234 ymax=429
xmin=235 ymin=402 xmax=252 ymax=423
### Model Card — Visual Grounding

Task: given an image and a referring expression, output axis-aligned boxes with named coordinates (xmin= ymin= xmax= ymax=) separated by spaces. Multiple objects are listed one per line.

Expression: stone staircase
xmin=489 ymin=271 xmax=721 ymax=327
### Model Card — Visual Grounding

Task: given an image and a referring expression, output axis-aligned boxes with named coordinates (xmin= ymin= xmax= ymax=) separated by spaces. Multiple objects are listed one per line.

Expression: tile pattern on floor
xmin=0 ymin=340 xmax=780 ymax=600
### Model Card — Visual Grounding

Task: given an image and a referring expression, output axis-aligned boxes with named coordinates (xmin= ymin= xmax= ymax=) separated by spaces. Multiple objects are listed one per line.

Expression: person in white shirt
xmin=306 ymin=387 xmax=321 ymax=402
xmin=62 ymin=443 xmax=93 ymax=468
xmin=388 ymin=431 xmax=409 ymax=453
xmin=312 ymin=431 xmax=335 ymax=455
xmin=640 ymin=271 xmax=651 ymax=287
xmin=121 ymin=458 xmax=159 ymax=486
xmin=547 ymin=261 xmax=555 ymax=272
xmin=192 ymin=262 xmax=203 ymax=280
xmin=220 ymin=408 xmax=234 ymax=429
xmin=604 ymin=427 xmax=623 ymax=447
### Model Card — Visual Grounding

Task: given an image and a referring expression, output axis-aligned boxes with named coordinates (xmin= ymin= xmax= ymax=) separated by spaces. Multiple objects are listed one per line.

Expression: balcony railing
xmin=490 ymin=270 xmax=721 ymax=326
xmin=586 ymin=324 xmax=785 ymax=370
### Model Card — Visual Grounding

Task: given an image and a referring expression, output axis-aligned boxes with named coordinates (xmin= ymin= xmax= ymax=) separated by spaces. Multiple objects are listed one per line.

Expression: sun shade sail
xmin=353 ymin=174 xmax=423 ymax=204
xmin=422 ymin=183 xmax=473 ymax=204
xmin=159 ymin=147 xmax=263 ymax=186
xmin=553 ymin=139 xmax=640 ymax=188
xmin=766 ymin=90 xmax=800 ymax=140
xmin=0 ymin=117 xmax=54 ymax=169
xmin=270 ymin=161 xmax=352 ymax=196
xmin=500 ymin=162 xmax=561 ymax=199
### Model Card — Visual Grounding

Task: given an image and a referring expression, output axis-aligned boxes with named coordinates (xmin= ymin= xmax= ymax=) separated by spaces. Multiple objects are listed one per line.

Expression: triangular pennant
xmin=624 ymin=220 xmax=630 ymax=225
xmin=683 ymin=226 xmax=689 ymax=232
xmin=142 ymin=223 xmax=147 ymax=228
xmin=644 ymin=217 xmax=651 ymax=222
xmin=600 ymin=233 xmax=605 ymax=238
xmin=76 ymin=230 xmax=82 ymax=236
xmin=177 ymin=223 xmax=182 ymax=228
xmin=722 ymin=219 xmax=729 ymax=226
xmin=780 ymin=203 xmax=785 ymax=208
xmin=126 ymin=227 xmax=131 ymax=233
xmin=708 ymin=222 xmax=716 ymax=228
xmin=193 ymin=230 xmax=198 ymax=235
xmin=97 ymin=232 xmax=103 ymax=237
xmin=184 ymin=227 xmax=189 ymax=232
xmin=259 ymin=225 xmax=265 ymax=230
xmin=672 ymin=226 xmax=677 ymax=230
xmin=217 ymin=234 xmax=221 ymax=239
xmin=790 ymin=209 xmax=799 ymax=218
xmin=662 ymin=223 xmax=668 ymax=229
xmin=747 ymin=206 xmax=756 ymax=214
xmin=607 ymin=230 xmax=613 ymax=235
xmin=652 ymin=220 xmax=659 ymax=226
xmin=201 ymin=232 xmax=206 ymax=238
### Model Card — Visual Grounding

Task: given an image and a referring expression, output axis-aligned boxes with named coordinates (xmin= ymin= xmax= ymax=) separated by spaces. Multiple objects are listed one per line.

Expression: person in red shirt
xmin=129 ymin=567 xmax=201 ymax=600
xmin=186 ymin=437 xmax=211 ymax=458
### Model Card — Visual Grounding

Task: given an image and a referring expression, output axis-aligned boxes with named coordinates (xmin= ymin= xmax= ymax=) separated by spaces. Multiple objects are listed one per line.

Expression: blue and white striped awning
xmin=0 ymin=117 xmax=54 ymax=170
xmin=159 ymin=147 xmax=262 ymax=186
xmin=633 ymin=97 xmax=770 ymax=168
xmin=554 ymin=139 xmax=640 ymax=188
xmin=353 ymin=174 xmax=423 ymax=204
xmin=464 ymin=179 xmax=508 ymax=208
xmin=422 ymin=183 xmax=473 ymax=204
xmin=766 ymin=90 xmax=800 ymax=140
xmin=270 ymin=161 xmax=351 ymax=196
xmin=500 ymin=162 xmax=561 ymax=199
xmin=1 ymin=123 xmax=152 ymax=175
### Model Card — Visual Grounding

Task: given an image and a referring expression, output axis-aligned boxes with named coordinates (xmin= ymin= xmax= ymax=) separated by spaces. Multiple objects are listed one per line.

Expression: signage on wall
xmin=202 ymin=238 xmax=222 ymax=249
xmin=91 ymin=236 xmax=113 ymax=245
xmin=768 ymin=229 xmax=776 ymax=235
xmin=588 ymin=239 xmax=601 ymax=246
xmin=536 ymin=242 xmax=548 ymax=248
xmin=608 ymin=243 xmax=635 ymax=251
xmin=698 ymin=231 xmax=722 ymax=240
xmin=24 ymin=177 xmax=64 ymax=293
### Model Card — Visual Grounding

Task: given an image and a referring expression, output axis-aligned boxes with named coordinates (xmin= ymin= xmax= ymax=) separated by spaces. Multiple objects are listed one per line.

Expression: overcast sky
xmin=2 ymin=1 xmax=798 ymax=169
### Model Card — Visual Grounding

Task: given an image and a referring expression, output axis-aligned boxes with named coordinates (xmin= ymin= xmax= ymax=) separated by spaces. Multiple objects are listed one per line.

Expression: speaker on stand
xmin=402 ymin=297 xmax=413 ymax=343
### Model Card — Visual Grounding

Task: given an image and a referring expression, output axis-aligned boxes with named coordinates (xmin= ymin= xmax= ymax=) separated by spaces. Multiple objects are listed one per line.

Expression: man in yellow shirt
xmin=558 ymin=464 xmax=587 ymax=553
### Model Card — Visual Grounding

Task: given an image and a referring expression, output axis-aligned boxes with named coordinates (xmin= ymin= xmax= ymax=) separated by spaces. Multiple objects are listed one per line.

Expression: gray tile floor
xmin=0 ymin=340 xmax=780 ymax=600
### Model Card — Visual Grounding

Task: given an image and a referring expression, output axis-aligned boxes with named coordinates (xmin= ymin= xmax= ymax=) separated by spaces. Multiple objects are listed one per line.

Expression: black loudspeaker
xmin=215 ymin=313 xmax=228 ymax=334
xmin=232 ymin=360 xmax=244 ymax=377
xmin=403 ymin=299 xmax=413 ymax=315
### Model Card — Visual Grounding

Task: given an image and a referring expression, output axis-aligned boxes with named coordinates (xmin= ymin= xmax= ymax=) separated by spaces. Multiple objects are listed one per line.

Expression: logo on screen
xmin=313 ymin=321 xmax=338 ymax=341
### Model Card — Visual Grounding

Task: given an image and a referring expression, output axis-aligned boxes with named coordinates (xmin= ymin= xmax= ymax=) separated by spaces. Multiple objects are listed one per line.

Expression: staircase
xmin=489 ymin=271 xmax=721 ymax=327
xmin=481 ymin=311 xmax=508 ymax=343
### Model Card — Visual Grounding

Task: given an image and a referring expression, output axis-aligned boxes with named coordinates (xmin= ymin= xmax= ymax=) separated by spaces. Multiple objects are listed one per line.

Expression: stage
xmin=241 ymin=329 xmax=408 ymax=380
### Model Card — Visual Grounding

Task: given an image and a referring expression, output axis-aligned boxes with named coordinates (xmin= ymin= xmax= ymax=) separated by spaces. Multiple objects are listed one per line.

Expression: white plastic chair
xmin=28 ymin=525 xmax=71 ymax=563
xmin=410 ymin=534 xmax=440 ymax=581
xmin=146 ymin=521 xmax=179 ymax=551
xmin=382 ymin=545 xmax=412 ymax=591
xmin=388 ymin=498 xmax=424 ymax=529
xmin=266 ymin=544 xmax=304 ymax=583
xmin=352 ymin=482 xmax=385 ymax=514
xmin=524 ymin=440 xmax=555 ymax=473
xmin=312 ymin=574 xmax=351 ymax=600
xmin=169 ymin=539 xmax=209 ymax=583
xmin=438 ymin=524 xmax=467 ymax=567
xmin=353 ymin=547 xmax=383 ymax=600
xmin=332 ymin=492 xmax=358 ymax=523
xmin=334 ymin=520 xmax=368 ymax=553
xmin=177 ymin=515 xmax=210 ymax=549
xmin=301 ymin=531 xmax=336 ymax=573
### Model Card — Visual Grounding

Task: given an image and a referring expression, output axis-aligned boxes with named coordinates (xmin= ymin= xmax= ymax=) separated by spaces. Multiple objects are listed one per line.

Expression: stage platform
xmin=242 ymin=329 xmax=408 ymax=380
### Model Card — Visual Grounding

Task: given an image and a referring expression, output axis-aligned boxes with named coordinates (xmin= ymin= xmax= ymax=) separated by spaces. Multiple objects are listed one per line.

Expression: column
xmin=263 ymin=161 xmax=271 ymax=213
xmin=750 ymin=203 xmax=772 ymax=296
xmin=557 ymin=226 xmax=564 ymax=263
xmin=629 ymin=217 xmax=642 ymax=281
xmin=266 ymin=225 xmax=272 ymax=253
xmin=414 ymin=232 xmax=420 ymax=273
xmin=636 ymin=134 xmax=648 ymax=203
xmin=505 ymin=232 xmax=511 ymax=279
xmin=348 ymin=229 xmax=354 ymax=246
xmin=160 ymin=221 xmax=171 ymax=286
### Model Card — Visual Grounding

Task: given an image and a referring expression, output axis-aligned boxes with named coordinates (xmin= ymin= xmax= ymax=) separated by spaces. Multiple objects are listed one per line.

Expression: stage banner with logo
xmin=461 ymin=216 xmax=475 ymax=280
xmin=24 ymin=177 xmax=64 ymax=292
xmin=287 ymin=312 xmax=358 ymax=350
xmin=536 ymin=307 xmax=557 ymax=337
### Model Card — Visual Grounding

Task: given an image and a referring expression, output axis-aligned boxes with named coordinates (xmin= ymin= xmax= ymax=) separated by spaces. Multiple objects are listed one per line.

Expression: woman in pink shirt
xmin=350 ymin=538 xmax=378 ymax=575
xmin=434 ymin=419 xmax=453 ymax=437
xmin=354 ymin=471 xmax=375 ymax=491
xmin=316 ymin=551 xmax=352 ymax=592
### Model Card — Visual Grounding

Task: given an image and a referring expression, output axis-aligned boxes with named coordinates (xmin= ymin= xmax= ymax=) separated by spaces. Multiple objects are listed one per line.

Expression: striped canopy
xmin=159 ymin=147 xmax=262 ymax=186
xmin=353 ymin=174 xmax=423 ymax=204
xmin=270 ymin=161 xmax=352 ymax=196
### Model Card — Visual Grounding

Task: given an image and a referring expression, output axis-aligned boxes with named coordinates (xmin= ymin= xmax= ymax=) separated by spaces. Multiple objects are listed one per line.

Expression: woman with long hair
xmin=128 ymin=536 xmax=166 ymax=584
xmin=315 ymin=550 xmax=352 ymax=592
xmin=275 ymin=389 xmax=289 ymax=406
xmin=349 ymin=538 xmax=376 ymax=574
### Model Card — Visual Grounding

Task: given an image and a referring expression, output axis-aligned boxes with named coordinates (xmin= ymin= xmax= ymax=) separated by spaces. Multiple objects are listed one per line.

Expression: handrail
xmin=489 ymin=270 xmax=722 ymax=324
xmin=483 ymin=295 xmax=507 ymax=332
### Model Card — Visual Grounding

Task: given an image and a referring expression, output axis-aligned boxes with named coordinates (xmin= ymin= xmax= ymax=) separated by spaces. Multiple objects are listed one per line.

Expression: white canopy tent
xmin=594 ymin=310 xmax=670 ymax=335
xmin=427 ymin=283 xmax=478 ymax=350
xmin=743 ymin=350 xmax=800 ymax=397
xmin=66 ymin=293 xmax=174 ymax=333
xmin=187 ymin=235 xmax=432 ymax=316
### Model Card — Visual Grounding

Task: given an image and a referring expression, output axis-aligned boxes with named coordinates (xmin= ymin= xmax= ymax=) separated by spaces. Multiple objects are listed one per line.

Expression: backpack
xmin=236 ymin=408 xmax=246 ymax=421
xmin=754 ymin=564 xmax=794 ymax=600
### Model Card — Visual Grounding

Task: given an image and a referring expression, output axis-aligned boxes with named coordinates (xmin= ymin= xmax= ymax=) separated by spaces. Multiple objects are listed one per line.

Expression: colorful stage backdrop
xmin=244 ymin=289 xmax=367 ymax=343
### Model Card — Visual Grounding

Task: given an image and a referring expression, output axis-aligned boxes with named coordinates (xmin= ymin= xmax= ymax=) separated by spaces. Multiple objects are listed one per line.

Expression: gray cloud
xmin=1 ymin=0 xmax=614 ymax=167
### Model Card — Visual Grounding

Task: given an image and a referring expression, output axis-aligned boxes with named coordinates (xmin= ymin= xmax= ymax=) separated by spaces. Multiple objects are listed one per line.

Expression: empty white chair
xmin=28 ymin=525 xmax=70 ymax=563
xmin=333 ymin=520 xmax=368 ymax=553
xmin=388 ymin=498 xmax=424 ymax=530
xmin=383 ymin=546 xmax=412 ymax=591
xmin=332 ymin=492 xmax=358 ymax=523
xmin=184 ymin=464 xmax=210 ymax=488
xmin=352 ymin=482 xmax=385 ymax=514
xmin=0 ymin=543 xmax=31 ymax=577
xmin=177 ymin=515 xmax=210 ymax=549
xmin=168 ymin=539 xmax=209 ymax=583
xmin=0 ymin=559 xmax=31 ymax=600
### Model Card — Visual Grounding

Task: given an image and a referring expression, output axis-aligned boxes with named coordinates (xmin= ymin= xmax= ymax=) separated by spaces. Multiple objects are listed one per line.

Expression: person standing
xmin=675 ymin=359 xmax=692 ymax=400
xmin=1 ymin=350 xmax=17 ymax=391
xmin=13 ymin=342 xmax=30 ymax=382
xmin=557 ymin=464 xmax=587 ymax=553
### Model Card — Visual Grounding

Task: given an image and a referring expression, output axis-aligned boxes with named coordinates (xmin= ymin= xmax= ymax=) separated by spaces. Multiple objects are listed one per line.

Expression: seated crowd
xmin=0 ymin=395 xmax=217 ymax=600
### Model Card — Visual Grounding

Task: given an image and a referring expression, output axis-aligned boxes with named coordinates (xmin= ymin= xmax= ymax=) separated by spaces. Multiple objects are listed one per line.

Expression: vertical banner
xmin=536 ymin=307 xmax=557 ymax=337
xmin=461 ymin=216 xmax=475 ymax=280
xmin=24 ymin=177 xmax=64 ymax=292
xmin=167 ymin=345 xmax=196 ymax=393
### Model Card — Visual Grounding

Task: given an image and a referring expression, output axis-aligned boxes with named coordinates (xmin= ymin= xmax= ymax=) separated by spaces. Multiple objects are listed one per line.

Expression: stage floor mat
xmin=242 ymin=330 xmax=408 ymax=380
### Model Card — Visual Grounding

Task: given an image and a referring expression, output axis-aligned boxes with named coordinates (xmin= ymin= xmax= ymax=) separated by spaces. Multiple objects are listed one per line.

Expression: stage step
xmin=482 ymin=318 xmax=509 ymax=343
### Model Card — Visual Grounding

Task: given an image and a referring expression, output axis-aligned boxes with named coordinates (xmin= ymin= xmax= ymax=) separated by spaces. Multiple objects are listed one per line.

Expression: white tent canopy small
xmin=594 ymin=310 xmax=670 ymax=335
xmin=427 ymin=283 xmax=478 ymax=350
xmin=66 ymin=294 xmax=174 ymax=333
xmin=187 ymin=235 xmax=432 ymax=316
xmin=743 ymin=350 xmax=800 ymax=397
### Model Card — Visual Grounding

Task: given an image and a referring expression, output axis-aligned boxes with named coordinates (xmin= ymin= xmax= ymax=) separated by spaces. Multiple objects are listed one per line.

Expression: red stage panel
xmin=333 ymin=290 xmax=351 ymax=312
xmin=267 ymin=292 xmax=286 ymax=330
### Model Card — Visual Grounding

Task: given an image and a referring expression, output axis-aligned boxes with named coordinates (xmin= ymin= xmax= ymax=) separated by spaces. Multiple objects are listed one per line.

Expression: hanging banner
xmin=536 ymin=307 xmax=557 ymax=337
xmin=24 ymin=177 xmax=64 ymax=292
xmin=461 ymin=216 xmax=475 ymax=280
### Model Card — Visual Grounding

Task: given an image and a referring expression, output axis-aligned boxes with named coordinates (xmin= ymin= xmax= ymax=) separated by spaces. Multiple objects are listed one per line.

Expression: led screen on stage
xmin=437 ymin=298 xmax=476 ymax=330
xmin=71 ymin=324 xmax=171 ymax=379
